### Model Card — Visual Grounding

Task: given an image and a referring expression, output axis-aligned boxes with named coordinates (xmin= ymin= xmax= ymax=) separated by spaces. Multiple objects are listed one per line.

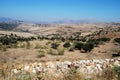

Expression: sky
xmin=0 ymin=0 xmax=120 ymax=22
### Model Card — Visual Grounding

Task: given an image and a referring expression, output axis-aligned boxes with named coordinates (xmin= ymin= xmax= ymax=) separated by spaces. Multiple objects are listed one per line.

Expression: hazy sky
xmin=0 ymin=0 xmax=120 ymax=22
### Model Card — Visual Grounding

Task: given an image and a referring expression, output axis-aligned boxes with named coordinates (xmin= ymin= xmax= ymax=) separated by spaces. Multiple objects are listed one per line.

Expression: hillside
xmin=0 ymin=23 xmax=119 ymax=63
xmin=0 ymin=22 xmax=120 ymax=80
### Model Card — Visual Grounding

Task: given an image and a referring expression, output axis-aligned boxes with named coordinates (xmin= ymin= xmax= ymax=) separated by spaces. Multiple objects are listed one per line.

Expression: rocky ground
xmin=0 ymin=58 xmax=120 ymax=80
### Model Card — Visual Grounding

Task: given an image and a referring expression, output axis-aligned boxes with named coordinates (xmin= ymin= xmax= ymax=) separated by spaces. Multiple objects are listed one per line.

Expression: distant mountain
xmin=0 ymin=17 xmax=24 ymax=23
xmin=0 ymin=17 xmax=13 ymax=22
xmin=52 ymin=19 xmax=100 ymax=24
xmin=0 ymin=17 xmax=24 ymax=30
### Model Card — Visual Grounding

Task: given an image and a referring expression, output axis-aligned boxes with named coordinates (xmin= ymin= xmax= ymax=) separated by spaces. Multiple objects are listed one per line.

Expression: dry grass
xmin=0 ymin=24 xmax=120 ymax=79
xmin=0 ymin=39 xmax=119 ymax=63
xmin=0 ymin=30 xmax=36 ymax=37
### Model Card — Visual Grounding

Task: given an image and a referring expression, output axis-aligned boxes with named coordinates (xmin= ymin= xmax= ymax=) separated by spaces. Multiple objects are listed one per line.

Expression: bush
xmin=97 ymin=37 xmax=110 ymax=42
xmin=114 ymin=38 xmax=120 ymax=44
xmin=37 ymin=49 xmax=45 ymax=58
xmin=57 ymin=48 xmax=65 ymax=55
xmin=34 ymin=44 xmax=40 ymax=49
xmin=74 ymin=41 xmax=83 ymax=50
xmin=46 ymin=41 xmax=51 ymax=45
xmin=61 ymin=37 xmax=65 ymax=42
xmin=113 ymin=65 xmax=120 ymax=80
xmin=51 ymin=42 xmax=59 ymax=49
xmin=82 ymin=42 xmax=94 ymax=52
xmin=81 ymin=38 xmax=86 ymax=42
xmin=20 ymin=44 xmax=25 ymax=48
xmin=88 ymin=39 xmax=99 ymax=47
xmin=47 ymin=49 xmax=58 ymax=55
xmin=94 ymin=40 xmax=99 ymax=46
xmin=63 ymin=41 xmax=71 ymax=48
xmin=26 ymin=41 xmax=30 ymax=49
xmin=47 ymin=48 xmax=64 ymax=55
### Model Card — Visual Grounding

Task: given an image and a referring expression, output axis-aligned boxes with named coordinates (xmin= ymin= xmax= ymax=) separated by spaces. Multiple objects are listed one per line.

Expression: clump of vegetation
xmin=74 ymin=41 xmax=83 ymax=50
xmin=37 ymin=49 xmax=45 ymax=58
xmin=46 ymin=41 xmax=51 ymax=45
xmin=0 ymin=33 xmax=37 ymax=50
xmin=96 ymin=37 xmax=110 ymax=42
xmin=20 ymin=43 xmax=25 ymax=48
xmin=47 ymin=49 xmax=58 ymax=55
xmin=63 ymin=41 xmax=71 ymax=48
xmin=70 ymin=41 xmax=94 ymax=53
xmin=114 ymin=38 xmax=120 ymax=44
xmin=47 ymin=48 xmax=65 ymax=55
xmin=34 ymin=44 xmax=40 ymax=49
xmin=61 ymin=37 xmax=65 ymax=42
xmin=0 ymin=35 xmax=17 ymax=45
xmin=113 ymin=65 xmax=120 ymax=80
xmin=57 ymin=48 xmax=65 ymax=55
xmin=82 ymin=42 xmax=94 ymax=52
xmin=88 ymin=39 xmax=99 ymax=46
xmin=51 ymin=42 xmax=59 ymax=49
xmin=80 ymin=37 xmax=86 ymax=42
xmin=26 ymin=41 xmax=31 ymax=49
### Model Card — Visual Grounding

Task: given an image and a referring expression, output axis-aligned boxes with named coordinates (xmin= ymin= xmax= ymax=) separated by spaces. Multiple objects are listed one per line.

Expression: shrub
xmin=37 ymin=49 xmax=45 ymax=58
xmin=97 ymin=37 xmax=110 ymax=42
xmin=61 ymin=37 xmax=65 ymax=42
xmin=88 ymin=39 xmax=99 ymax=47
xmin=57 ymin=48 xmax=65 ymax=55
xmin=63 ymin=41 xmax=71 ymax=48
xmin=46 ymin=41 xmax=51 ymax=45
xmin=20 ymin=44 xmax=25 ymax=48
xmin=51 ymin=42 xmax=59 ymax=49
xmin=47 ymin=49 xmax=58 ymax=55
xmin=81 ymin=38 xmax=86 ymax=42
xmin=74 ymin=41 xmax=83 ymax=50
xmin=34 ymin=44 xmax=40 ymax=49
xmin=82 ymin=42 xmax=94 ymax=52
xmin=94 ymin=40 xmax=99 ymax=46
xmin=26 ymin=41 xmax=30 ymax=49
xmin=113 ymin=65 xmax=120 ymax=80
xmin=114 ymin=38 xmax=120 ymax=44
xmin=0 ymin=35 xmax=17 ymax=45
